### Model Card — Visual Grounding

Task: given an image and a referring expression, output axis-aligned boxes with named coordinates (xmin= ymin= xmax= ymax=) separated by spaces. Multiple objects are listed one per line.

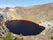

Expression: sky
xmin=0 ymin=0 xmax=53 ymax=8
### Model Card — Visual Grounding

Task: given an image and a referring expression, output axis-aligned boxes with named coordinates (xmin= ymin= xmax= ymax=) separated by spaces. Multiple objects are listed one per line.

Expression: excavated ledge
xmin=5 ymin=20 xmax=45 ymax=36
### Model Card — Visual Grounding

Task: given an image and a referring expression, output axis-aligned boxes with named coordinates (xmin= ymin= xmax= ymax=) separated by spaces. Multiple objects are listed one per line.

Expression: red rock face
xmin=5 ymin=20 xmax=45 ymax=36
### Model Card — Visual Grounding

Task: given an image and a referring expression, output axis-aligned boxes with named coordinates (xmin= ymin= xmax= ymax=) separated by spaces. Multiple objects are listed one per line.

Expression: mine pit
xmin=5 ymin=20 xmax=45 ymax=36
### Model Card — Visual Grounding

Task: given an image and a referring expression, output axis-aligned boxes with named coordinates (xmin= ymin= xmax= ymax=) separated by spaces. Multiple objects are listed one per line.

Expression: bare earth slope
xmin=5 ymin=3 xmax=53 ymax=24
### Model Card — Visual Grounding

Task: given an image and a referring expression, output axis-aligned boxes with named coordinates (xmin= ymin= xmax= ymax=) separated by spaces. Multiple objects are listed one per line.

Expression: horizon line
xmin=0 ymin=2 xmax=53 ymax=8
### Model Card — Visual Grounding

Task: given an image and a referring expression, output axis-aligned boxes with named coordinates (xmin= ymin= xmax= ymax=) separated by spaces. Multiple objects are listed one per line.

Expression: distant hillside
xmin=0 ymin=3 xmax=53 ymax=24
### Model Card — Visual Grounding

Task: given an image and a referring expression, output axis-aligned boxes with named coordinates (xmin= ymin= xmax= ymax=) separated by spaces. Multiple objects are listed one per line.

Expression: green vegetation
xmin=3 ymin=32 xmax=16 ymax=40
xmin=2 ymin=32 xmax=23 ymax=40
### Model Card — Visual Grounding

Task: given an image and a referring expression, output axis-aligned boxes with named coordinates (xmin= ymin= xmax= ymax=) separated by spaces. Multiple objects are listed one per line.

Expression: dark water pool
xmin=5 ymin=20 xmax=45 ymax=36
